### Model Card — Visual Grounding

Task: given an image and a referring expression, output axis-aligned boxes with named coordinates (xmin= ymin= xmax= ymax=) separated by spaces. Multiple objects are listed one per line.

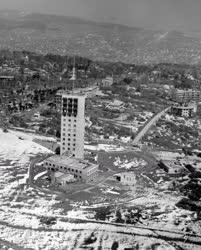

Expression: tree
xmin=115 ymin=210 xmax=123 ymax=223
xmin=123 ymin=77 xmax=132 ymax=85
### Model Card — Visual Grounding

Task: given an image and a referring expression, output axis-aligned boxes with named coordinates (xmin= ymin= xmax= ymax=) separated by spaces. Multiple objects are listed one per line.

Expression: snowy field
xmin=9 ymin=129 xmax=57 ymax=142
xmin=113 ymin=156 xmax=147 ymax=169
xmin=154 ymin=151 xmax=184 ymax=161
xmin=0 ymin=129 xmax=200 ymax=249
xmin=84 ymin=143 xmax=125 ymax=152
xmin=0 ymin=129 xmax=53 ymax=164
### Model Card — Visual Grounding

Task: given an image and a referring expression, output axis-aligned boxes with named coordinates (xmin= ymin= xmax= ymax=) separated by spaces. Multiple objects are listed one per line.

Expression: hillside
xmin=0 ymin=10 xmax=201 ymax=64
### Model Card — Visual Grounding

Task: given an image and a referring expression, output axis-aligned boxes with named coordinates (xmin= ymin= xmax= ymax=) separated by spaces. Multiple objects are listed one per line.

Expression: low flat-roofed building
xmin=0 ymin=75 xmax=16 ymax=90
xmin=52 ymin=172 xmax=77 ymax=187
xmin=115 ymin=172 xmax=136 ymax=186
xmin=101 ymin=76 xmax=114 ymax=88
xmin=171 ymin=102 xmax=197 ymax=117
xmin=43 ymin=155 xmax=99 ymax=182
xmin=171 ymin=89 xmax=201 ymax=103
xmin=158 ymin=160 xmax=189 ymax=175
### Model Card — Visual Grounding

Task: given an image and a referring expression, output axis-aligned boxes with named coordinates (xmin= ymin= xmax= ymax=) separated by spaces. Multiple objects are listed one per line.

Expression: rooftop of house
xmin=174 ymin=89 xmax=201 ymax=94
xmin=162 ymin=160 xmax=188 ymax=171
xmin=172 ymin=102 xmax=196 ymax=109
xmin=115 ymin=171 xmax=136 ymax=177
xmin=0 ymin=75 xmax=14 ymax=80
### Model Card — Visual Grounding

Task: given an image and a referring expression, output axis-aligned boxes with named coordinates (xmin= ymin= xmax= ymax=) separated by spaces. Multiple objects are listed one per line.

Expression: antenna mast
xmin=65 ymin=55 xmax=68 ymax=90
xmin=73 ymin=56 xmax=75 ymax=92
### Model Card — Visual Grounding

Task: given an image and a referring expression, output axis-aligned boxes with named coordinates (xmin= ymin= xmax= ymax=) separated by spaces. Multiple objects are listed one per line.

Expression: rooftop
xmin=175 ymin=89 xmax=201 ymax=93
xmin=54 ymin=172 xmax=76 ymax=182
xmin=172 ymin=103 xmax=196 ymax=109
xmin=46 ymin=155 xmax=97 ymax=170
xmin=56 ymin=89 xmax=67 ymax=96
xmin=115 ymin=171 xmax=136 ymax=177
xmin=62 ymin=92 xmax=86 ymax=98
xmin=0 ymin=76 xmax=14 ymax=79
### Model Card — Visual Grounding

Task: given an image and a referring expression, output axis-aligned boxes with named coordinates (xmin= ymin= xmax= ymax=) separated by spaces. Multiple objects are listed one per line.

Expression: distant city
xmin=0 ymin=10 xmax=201 ymax=64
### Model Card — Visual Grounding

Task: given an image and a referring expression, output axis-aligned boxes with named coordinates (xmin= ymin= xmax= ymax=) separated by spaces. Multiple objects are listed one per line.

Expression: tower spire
xmin=70 ymin=56 xmax=76 ymax=92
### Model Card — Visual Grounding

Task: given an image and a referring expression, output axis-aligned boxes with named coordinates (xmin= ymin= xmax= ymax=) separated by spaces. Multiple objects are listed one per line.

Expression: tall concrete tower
xmin=60 ymin=93 xmax=86 ymax=159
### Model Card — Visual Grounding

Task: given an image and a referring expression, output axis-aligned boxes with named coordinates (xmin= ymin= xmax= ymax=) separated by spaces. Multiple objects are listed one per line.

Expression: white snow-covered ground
xmin=154 ymin=151 xmax=184 ymax=161
xmin=33 ymin=170 xmax=47 ymax=181
xmin=0 ymin=129 xmax=200 ymax=249
xmin=85 ymin=143 xmax=125 ymax=152
xmin=9 ymin=129 xmax=57 ymax=142
xmin=113 ymin=156 xmax=147 ymax=169
xmin=0 ymin=129 xmax=52 ymax=164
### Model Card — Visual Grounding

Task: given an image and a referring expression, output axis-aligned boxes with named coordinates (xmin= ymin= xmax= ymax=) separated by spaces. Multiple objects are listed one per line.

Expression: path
xmin=133 ymin=106 xmax=171 ymax=145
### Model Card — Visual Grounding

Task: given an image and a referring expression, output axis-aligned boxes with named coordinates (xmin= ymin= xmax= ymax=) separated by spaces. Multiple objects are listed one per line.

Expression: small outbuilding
xmin=114 ymin=172 xmax=136 ymax=186
xmin=52 ymin=172 xmax=77 ymax=187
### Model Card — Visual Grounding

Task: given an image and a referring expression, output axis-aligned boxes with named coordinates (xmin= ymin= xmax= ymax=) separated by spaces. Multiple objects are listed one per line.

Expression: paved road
xmin=133 ymin=107 xmax=171 ymax=145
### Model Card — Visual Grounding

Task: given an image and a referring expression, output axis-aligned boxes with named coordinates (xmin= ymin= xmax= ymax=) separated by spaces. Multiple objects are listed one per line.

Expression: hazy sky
xmin=0 ymin=0 xmax=201 ymax=31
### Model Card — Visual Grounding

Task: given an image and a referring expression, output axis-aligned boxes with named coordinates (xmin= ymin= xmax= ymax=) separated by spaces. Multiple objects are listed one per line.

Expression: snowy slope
xmin=0 ymin=129 xmax=52 ymax=164
xmin=0 ymin=129 xmax=199 ymax=249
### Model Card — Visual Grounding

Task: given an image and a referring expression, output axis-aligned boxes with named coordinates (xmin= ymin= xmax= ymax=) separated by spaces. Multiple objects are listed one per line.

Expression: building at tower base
xmin=43 ymin=155 xmax=98 ymax=183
